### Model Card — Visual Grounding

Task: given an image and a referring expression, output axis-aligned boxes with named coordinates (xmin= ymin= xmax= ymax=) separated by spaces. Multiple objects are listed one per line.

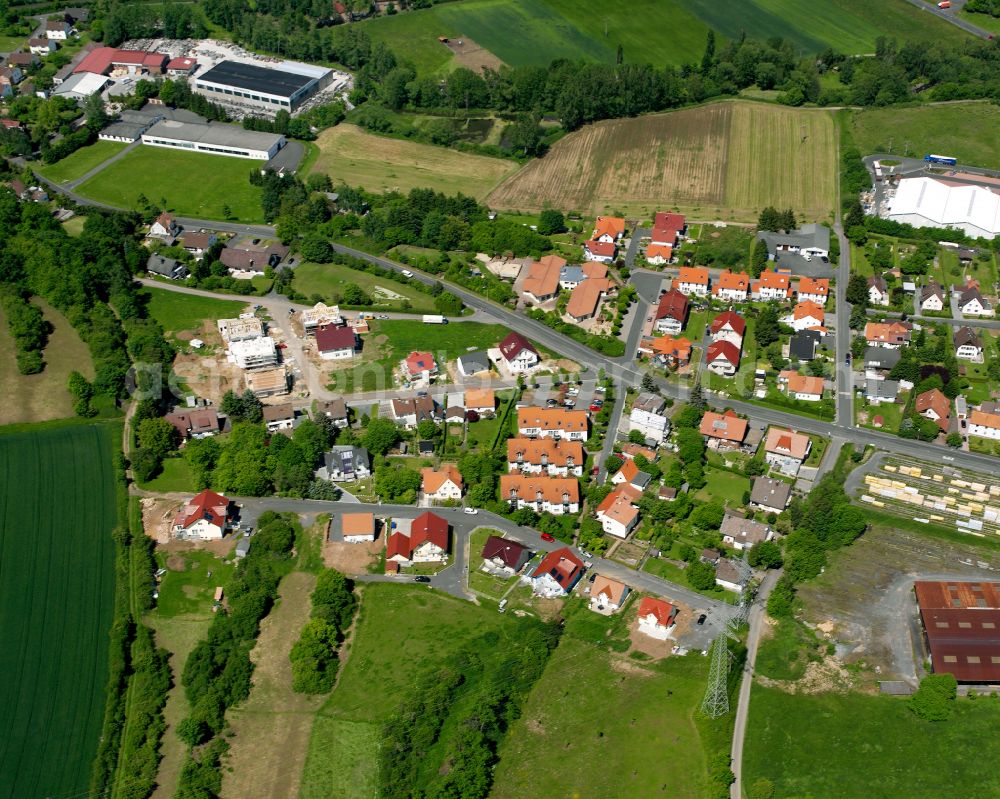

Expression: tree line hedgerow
xmin=174 ymin=512 xmax=300 ymax=799
xmin=377 ymin=620 xmax=561 ymax=799
xmin=290 ymin=569 xmax=358 ymax=694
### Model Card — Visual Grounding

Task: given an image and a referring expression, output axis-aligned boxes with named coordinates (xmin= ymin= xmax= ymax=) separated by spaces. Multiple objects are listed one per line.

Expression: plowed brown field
xmin=487 ymin=101 xmax=836 ymax=222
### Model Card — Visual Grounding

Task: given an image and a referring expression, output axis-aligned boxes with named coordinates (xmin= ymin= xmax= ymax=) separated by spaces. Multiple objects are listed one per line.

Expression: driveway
xmin=624 ymin=227 xmax=650 ymax=268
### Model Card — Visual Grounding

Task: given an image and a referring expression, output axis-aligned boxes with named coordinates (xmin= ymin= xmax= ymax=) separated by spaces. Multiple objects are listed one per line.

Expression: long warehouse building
xmin=193 ymin=59 xmax=333 ymax=114
xmin=886 ymin=175 xmax=1000 ymax=240
xmin=141 ymin=119 xmax=285 ymax=160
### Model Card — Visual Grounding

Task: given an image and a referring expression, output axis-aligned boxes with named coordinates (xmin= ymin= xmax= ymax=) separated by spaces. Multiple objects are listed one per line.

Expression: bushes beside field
xmin=0 ymin=289 xmax=51 ymax=374
xmin=290 ymin=569 xmax=357 ymax=694
xmin=90 ymin=465 xmax=172 ymax=799
xmin=376 ymin=619 xmax=561 ymax=799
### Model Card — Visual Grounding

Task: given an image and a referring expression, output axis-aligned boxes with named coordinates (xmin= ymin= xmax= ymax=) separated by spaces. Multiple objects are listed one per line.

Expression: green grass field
xmin=362 ymin=0 xmax=966 ymax=77
xmin=695 ymin=466 xmax=751 ymax=506
xmin=960 ymin=8 xmax=1000 ymax=34
xmin=37 ymin=140 xmax=129 ymax=184
xmin=491 ymin=638 xmax=715 ymax=798
xmin=140 ymin=287 xmax=249 ymax=335
xmin=75 ymin=147 xmax=264 ymax=222
xmin=0 ymin=424 xmax=117 ymax=799
xmin=328 ymin=318 xmax=511 ymax=392
xmin=147 ymin=548 xmax=236 ymax=799
xmin=299 ymin=583 xmax=509 ymax=798
xmin=684 ymin=0 xmax=968 ymax=54
xmin=311 ymin=124 xmax=519 ymax=199
xmin=138 ymin=456 xmax=197 ymax=493
xmin=744 ymin=685 xmax=1000 ymax=798
xmin=851 ymin=102 xmax=1000 ymax=170
xmin=293 ymin=261 xmax=437 ymax=312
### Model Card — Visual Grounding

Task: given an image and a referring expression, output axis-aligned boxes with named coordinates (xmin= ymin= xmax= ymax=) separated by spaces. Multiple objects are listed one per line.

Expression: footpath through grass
xmin=294 ymin=260 xmax=437 ymax=312
xmin=76 ymin=146 xmax=264 ymax=222
xmin=745 ymin=684 xmax=1000 ymax=798
xmin=0 ymin=424 xmax=117 ymax=799
xmin=37 ymin=140 xmax=129 ymax=184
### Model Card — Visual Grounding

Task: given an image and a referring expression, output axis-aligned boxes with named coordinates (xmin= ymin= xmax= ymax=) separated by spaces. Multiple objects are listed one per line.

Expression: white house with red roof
xmin=752 ymin=270 xmax=793 ymax=302
xmin=385 ymin=511 xmax=449 ymax=564
xmin=654 ymin=288 xmax=689 ymax=334
xmin=712 ymin=270 xmax=750 ymax=302
xmin=497 ymin=331 xmax=539 ymax=373
xmin=676 ymin=267 xmax=710 ymax=297
xmin=150 ymin=213 xmax=178 ymax=238
xmin=404 ymin=351 xmax=438 ymax=380
xmin=583 ymin=239 xmax=616 ymax=263
xmin=530 ymin=547 xmax=584 ymax=597
xmin=784 ymin=300 xmax=826 ymax=332
xmin=480 ymin=535 xmax=531 ymax=576
xmin=796 ymin=277 xmax=829 ymax=306
xmin=636 ymin=597 xmax=678 ymax=639
xmin=172 ymin=490 xmax=230 ymax=540
xmin=592 ymin=216 xmax=626 ymax=243
xmin=709 ymin=311 xmax=746 ymax=347
xmin=315 ymin=324 xmax=356 ymax=360
xmin=421 ymin=465 xmax=463 ymax=502
xmin=595 ymin=485 xmax=641 ymax=539
xmin=706 ymin=339 xmax=741 ymax=377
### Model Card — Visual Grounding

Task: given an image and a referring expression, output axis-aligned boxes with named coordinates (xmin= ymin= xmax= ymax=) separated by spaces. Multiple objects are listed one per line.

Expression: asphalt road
xmin=898 ymin=0 xmax=994 ymax=39
xmin=136 ymin=237 xmax=1000 ymax=475
xmin=221 ymin=496 xmax=737 ymax=640
xmin=730 ymin=569 xmax=780 ymax=799
xmin=833 ymin=222 xmax=853 ymax=425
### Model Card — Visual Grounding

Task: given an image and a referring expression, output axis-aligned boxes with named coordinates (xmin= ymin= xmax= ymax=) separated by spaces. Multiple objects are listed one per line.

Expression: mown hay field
xmin=0 ymin=299 xmax=95 ymax=425
xmin=310 ymin=124 xmax=519 ymax=199
xmin=487 ymin=101 xmax=836 ymax=222
xmin=0 ymin=424 xmax=117 ymax=799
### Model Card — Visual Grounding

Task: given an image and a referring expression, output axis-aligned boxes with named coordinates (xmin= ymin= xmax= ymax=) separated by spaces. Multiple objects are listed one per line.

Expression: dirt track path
xmin=220 ymin=570 xmax=321 ymax=799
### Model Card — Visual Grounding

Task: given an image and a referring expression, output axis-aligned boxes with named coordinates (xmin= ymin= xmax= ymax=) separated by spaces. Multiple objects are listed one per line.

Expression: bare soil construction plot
xmin=796 ymin=524 xmax=1000 ymax=682
xmin=443 ymin=36 xmax=505 ymax=71
xmin=487 ymin=101 xmax=836 ymax=222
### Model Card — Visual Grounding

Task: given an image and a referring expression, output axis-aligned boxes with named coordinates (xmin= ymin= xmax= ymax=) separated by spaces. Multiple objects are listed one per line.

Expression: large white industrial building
xmin=141 ymin=119 xmax=286 ymax=160
xmin=193 ymin=59 xmax=333 ymax=114
xmin=886 ymin=176 xmax=1000 ymax=240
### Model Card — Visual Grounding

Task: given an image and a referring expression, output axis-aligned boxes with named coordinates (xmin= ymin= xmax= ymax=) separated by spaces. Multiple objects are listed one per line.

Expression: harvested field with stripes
xmin=0 ymin=424 xmax=117 ymax=799
xmin=487 ymin=101 xmax=837 ymax=222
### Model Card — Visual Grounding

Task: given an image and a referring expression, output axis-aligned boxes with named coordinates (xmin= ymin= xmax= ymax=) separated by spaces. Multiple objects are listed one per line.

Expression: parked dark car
xmin=414 ymin=575 xmax=431 ymax=583
xmin=697 ymin=614 xmax=707 ymax=625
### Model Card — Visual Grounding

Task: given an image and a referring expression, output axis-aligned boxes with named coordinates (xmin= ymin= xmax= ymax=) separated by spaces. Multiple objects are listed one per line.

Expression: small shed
xmin=235 ymin=537 xmax=251 ymax=558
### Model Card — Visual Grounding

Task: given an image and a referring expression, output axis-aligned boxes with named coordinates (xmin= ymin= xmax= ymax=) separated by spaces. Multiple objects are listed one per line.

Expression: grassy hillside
xmin=0 ymin=299 xmax=95 ymax=426
xmin=310 ymin=124 xmax=519 ymax=199
xmin=361 ymin=0 xmax=972 ymax=76
xmin=299 ymin=584 xmax=511 ymax=799
xmin=0 ymin=424 xmax=117 ymax=799
xmin=850 ymin=101 xmax=1000 ymax=170
xmin=488 ymin=101 xmax=836 ymax=221
xmin=490 ymin=638 xmax=716 ymax=799
xmin=745 ymin=685 xmax=1000 ymax=798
